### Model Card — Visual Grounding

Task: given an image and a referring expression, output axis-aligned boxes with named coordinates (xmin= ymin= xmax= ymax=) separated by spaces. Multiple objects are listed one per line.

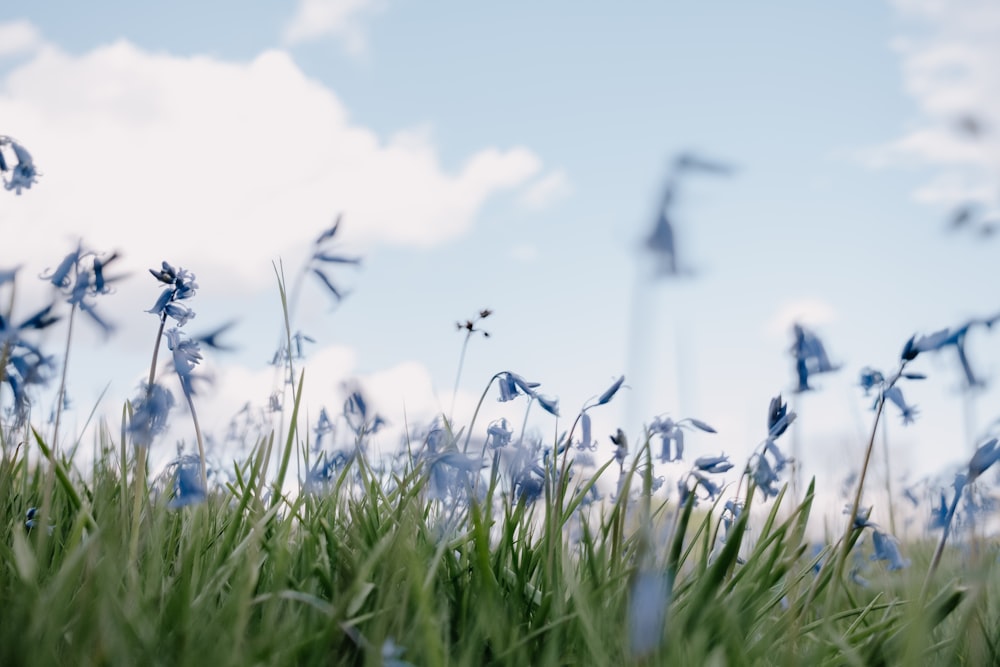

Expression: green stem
xmin=51 ymin=302 xmax=77 ymax=455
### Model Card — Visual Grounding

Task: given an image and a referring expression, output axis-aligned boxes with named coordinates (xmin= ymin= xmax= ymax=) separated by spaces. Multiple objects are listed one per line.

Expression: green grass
xmin=2 ymin=430 xmax=997 ymax=667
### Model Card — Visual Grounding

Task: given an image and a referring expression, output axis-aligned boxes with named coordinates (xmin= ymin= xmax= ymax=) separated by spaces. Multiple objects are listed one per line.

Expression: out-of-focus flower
xmin=790 ymin=323 xmax=840 ymax=392
xmin=129 ymin=383 xmax=174 ymax=447
xmin=870 ymin=529 xmax=909 ymax=570
xmin=0 ymin=137 xmax=39 ymax=194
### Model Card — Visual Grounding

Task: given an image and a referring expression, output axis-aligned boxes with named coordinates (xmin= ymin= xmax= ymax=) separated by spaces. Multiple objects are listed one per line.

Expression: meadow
xmin=2 ymin=136 xmax=1000 ymax=666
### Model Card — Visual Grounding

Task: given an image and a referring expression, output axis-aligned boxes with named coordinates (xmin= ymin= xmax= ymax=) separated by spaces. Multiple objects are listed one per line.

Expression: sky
xmin=2 ymin=1 xmax=999 ymax=522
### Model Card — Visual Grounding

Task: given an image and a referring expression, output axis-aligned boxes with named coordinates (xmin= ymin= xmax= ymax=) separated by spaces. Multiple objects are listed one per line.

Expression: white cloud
xmin=0 ymin=20 xmax=43 ymax=58
xmin=281 ymin=0 xmax=384 ymax=53
xmin=764 ymin=298 xmax=837 ymax=338
xmin=876 ymin=1 xmax=1000 ymax=204
xmin=0 ymin=28 xmax=551 ymax=293
xmin=517 ymin=169 xmax=572 ymax=209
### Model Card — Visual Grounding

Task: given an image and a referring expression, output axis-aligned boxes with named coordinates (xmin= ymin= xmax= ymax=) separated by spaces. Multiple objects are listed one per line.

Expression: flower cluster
xmin=148 ymin=261 xmax=198 ymax=326
xmin=43 ymin=244 xmax=121 ymax=334
xmin=1 ymin=299 xmax=59 ymax=427
xmin=649 ymin=414 xmax=717 ymax=463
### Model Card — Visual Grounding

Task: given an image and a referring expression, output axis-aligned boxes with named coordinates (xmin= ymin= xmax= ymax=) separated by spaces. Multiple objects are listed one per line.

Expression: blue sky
xmin=2 ymin=1 xmax=999 ymax=520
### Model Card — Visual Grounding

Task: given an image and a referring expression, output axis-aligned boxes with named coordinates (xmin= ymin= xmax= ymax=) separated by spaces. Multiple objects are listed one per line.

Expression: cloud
xmin=875 ymin=1 xmax=1000 ymax=204
xmin=281 ymin=0 xmax=385 ymax=53
xmin=517 ymin=169 xmax=572 ymax=210
xmin=509 ymin=243 xmax=539 ymax=262
xmin=765 ymin=298 xmax=837 ymax=338
xmin=0 ymin=20 xmax=43 ymax=58
xmin=0 ymin=26 xmax=550 ymax=293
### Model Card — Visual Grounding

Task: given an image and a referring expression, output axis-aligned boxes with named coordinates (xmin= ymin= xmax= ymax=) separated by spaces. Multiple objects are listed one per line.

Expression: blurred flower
xmin=1 ymin=137 xmax=39 ymax=194
xmin=870 ymin=529 xmax=909 ymax=570
xmin=129 ymin=383 xmax=174 ymax=446
xmin=694 ymin=454 xmax=733 ymax=474
xmin=309 ymin=214 xmax=361 ymax=304
xmin=968 ymin=437 xmax=1000 ymax=481
xmin=790 ymin=323 xmax=840 ymax=392
xmin=627 ymin=568 xmax=671 ymax=659
xmin=165 ymin=456 xmax=208 ymax=509
xmin=486 ymin=417 xmax=513 ymax=449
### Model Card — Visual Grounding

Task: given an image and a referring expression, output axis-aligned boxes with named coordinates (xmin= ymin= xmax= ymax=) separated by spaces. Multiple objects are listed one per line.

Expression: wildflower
xmin=342 ymin=384 xmax=386 ymax=436
xmin=497 ymin=371 xmax=541 ymax=402
xmin=870 ymin=529 xmax=910 ymax=570
xmin=1 ymin=137 xmax=39 ymax=194
xmin=535 ymin=393 xmax=560 ymax=417
xmin=882 ymin=386 xmax=918 ymax=424
xmin=929 ymin=492 xmax=949 ymax=530
xmin=968 ymin=437 xmax=1000 ymax=481
xmin=129 ymin=383 xmax=174 ymax=446
xmin=192 ymin=320 xmax=238 ymax=351
xmin=148 ymin=261 xmax=198 ymax=325
xmin=166 ymin=456 xmax=208 ymax=509
xmin=859 ymin=367 xmax=885 ymax=395
xmin=845 ymin=504 xmax=874 ymax=529
xmin=313 ymin=408 xmax=335 ymax=451
xmin=912 ymin=313 xmax=1000 ymax=388
xmin=767 ymin=394 xmax=795 ymax=439
xmin=694 ymin=454 xmax=733 ymax=474
xmin=650 ymin=415 xmax=716 ymax=463
xmin=309 ymin=215 xmax=361 ymax=304
xmin=486 ymin=418 xmax=513 ymax=449
xmin=611 ymin=428 xmax=628 ymax=464
xmin=595 ymin=375 xmax=625 ymax=406
xmin=752 ymin=454 xmax=781 ymax=498
xmin=165 ymin=328 xmax=204 ymax=398
xmin=790 ymin=323 xmax=840 ymax=392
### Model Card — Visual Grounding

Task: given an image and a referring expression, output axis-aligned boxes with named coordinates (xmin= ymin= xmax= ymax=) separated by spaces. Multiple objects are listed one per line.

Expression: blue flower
xmin=595 ymin=375 xmax=625 ymax=406
xmin=497 ymin=371 xmax=540 ymax=402
xmin=882 ymin=386 xmax=918 ymax=424
xmin=129 ymin=383 xmax=174 ymax=446
xmin=486 ymin=418 xmax=513 ymax=449
xmin=148 ymin=261 xmax=198 ymax=325
xmin=790 ymin=323 xmax=840 ymax=392
xmin=752 ymin=454 xmax=781 ymax=498
xmin=870 ymin=529 xmax=909 ymax=570
xmin=968 ymin=437 xmax=1000 ymax=481
xmin=767 ymin=395 xmax=795 ymax=439
xmin=1 ymin=138 xmax=39 ymax=195
xmin=308 ymin=215 xmax=361 ymax=304
xmin=693 ymin=454 xmax=733 ymax=474
xmin=165 ymin=456 xmax=207 ymax=509
xmin=535 ymin=393 xmax=560 ymax=417
xmin=165 ymin=328 xmax=204 ymax=398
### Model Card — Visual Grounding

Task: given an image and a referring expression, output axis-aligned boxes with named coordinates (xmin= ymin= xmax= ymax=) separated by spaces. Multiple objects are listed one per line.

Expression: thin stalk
xmin=833 ymin=391 xmax=886 ymax=590
xmin=922 ymin=480 xmax=964 ymax=598
xmin=450 ymin=330 xmax=473 ymax=422
xmin=183 ymin=389 xmax=208 ymax=490
xmin=461 ymin=372 xmax=502 ymax=454
xmin=129 ymin=313 xmax=168 ymax=564
xmin=51 ymin=302 xmax=77 ymax=454
xmin=881 ymin=414 xmax=896 ymax=536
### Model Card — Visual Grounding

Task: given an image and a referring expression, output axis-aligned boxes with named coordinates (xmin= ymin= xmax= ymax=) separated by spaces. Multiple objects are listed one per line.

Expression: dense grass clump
xmin=1 ymin=427 xmax=998 ymax=666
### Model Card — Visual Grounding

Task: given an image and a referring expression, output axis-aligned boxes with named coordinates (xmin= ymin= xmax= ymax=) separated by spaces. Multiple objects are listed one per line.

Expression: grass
xmin=1 ymin=425 xmax=997 ymax=666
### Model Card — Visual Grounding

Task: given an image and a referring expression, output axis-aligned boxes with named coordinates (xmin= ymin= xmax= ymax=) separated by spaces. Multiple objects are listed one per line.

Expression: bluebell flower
xmin=1 ymin=333 xmax=56 ymax=427
xmin=129 ymin=383 xmax=174 ymax=446
xmin=929 ymin=492 xmax=949 ymax=530
xmin=192 ymin=320 xmax=238 ymax=351
xmin=764 ymin=440 xmax=789 ymax=473
xmin=291 ymin=330 xmax=315 ymax=359
xmin=313 ymin=408 xmax=335 ymax=451
xmin=844 ymin=504 xmax=874 ymax=529
xmin=486 ymin=418 xmax=513 ymax=449
xmin=165 ymin=328 xmax=204 ymax=398
xmin=342 ymin=384 xmax=386 ymax=436
xmin=859 ymin=367 xmax=885 ymax=395
xmin=968 ymin=438 xmax=1000 ymax=481
xmin=308 ymin=215 xmax=361 ymax=304
xmin=497 ymin=371 xmax=541 ymax=402
xmin=1 ymin=137 xmax=39 ymax=194
xmin=535 ymin=393 xmax=560 ymax=417
xmin=752 ymin=454 xmax=781 ymax=498
xmin=767 ymin=394 xmax=795 ymax=439
xmin=911 ymin=313 xmax=1000 ymax=388
xmin=882 ymin=386 xmax=918 ymax=424
xmin=870 ymin=529 xmax=909 ymax=570
xmin=148 ymin=261 xmax=198 ymax=325
xmin=611 ymin=428 xmax=628 ymax=464
xmin=595 ymin=375 xmax=625 ymax=406
xmin=694 ymin=454 xmax=733 ymax=474
xmin=790 ymin=323 xmax=840 ymax=392
xmin=166 ymin=456 xmax=208 ymax=509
